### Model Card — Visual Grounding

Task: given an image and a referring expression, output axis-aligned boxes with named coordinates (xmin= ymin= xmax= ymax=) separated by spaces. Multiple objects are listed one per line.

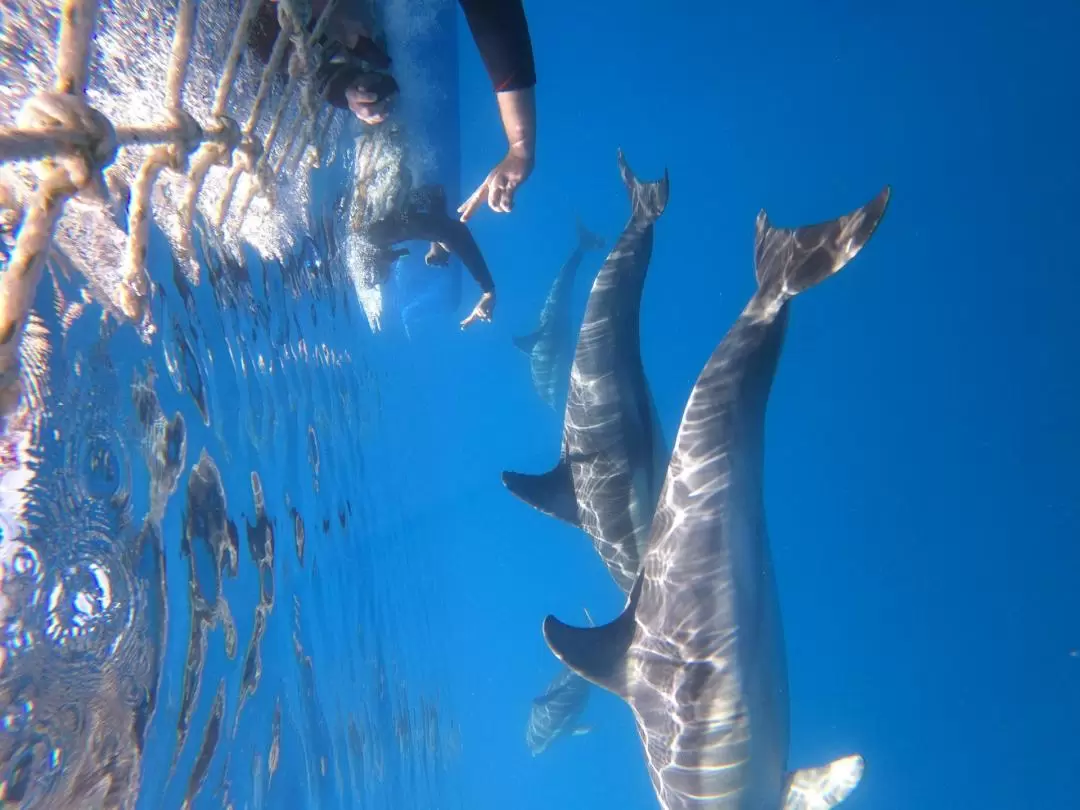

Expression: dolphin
xmin=502 ymin=150 xmax=669 ymax=594
xmin=363 ymin=184 xmax=495 ymax=320
xmin=542 ymin=187 xmax=891 ymax=810
xmin=526 ymin=608 xmax=597 ymax=757
xmin=526 ymin=666 xmax=593 ymax=756
xmin=514 ymin=220 xmax=606 ymax=409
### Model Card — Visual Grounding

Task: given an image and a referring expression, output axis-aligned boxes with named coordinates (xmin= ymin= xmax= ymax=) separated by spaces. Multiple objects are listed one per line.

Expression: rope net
xmin=0 ymin=0 xmax=349 ymax=423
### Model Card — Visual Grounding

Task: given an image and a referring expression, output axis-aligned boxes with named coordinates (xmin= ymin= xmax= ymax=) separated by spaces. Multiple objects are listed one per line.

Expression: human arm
xmin=457 ymin=0 xmax=538 ymax=221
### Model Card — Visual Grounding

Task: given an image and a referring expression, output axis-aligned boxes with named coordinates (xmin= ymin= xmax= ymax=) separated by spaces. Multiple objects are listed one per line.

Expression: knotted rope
xmin=0 ymin=0 xmax=337 ymax=419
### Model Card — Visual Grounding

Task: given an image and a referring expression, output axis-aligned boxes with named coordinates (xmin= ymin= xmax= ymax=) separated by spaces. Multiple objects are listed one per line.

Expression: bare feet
xmin=425 ymin=242 xmax=451 ymax=266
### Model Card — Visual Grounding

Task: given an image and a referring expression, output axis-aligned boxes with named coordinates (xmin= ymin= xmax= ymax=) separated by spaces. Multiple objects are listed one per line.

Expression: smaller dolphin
xmin=502 ymin=150 xmax=669 ymax=594
xmin=526 ymin=667 xmax=592 ymax=757
xmin=514 ymin=220 xmax=606 ymax=409
xmin=526 ymin=608 xmax=597 ymax=756
xmin=363 ymin=185 xmax=496 ymax=328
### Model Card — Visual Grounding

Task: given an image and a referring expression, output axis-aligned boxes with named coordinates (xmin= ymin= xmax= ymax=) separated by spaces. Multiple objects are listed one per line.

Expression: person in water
xmin=364 ymin=184 xmax=496 ymax=329
xmin=254 ymin=0 xmax=537 ymax=223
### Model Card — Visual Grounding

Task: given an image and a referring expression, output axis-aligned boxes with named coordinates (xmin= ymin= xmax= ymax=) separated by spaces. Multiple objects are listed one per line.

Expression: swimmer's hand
xmin=459 ymin=87 xmax=536 ymax=222
xmin=459 ymin=291 xmax=496 ymax=330
xmin=458 ymin=149 xmax=533 ymax=222
xmin=345 ymin=81 xmax=391 ymax=125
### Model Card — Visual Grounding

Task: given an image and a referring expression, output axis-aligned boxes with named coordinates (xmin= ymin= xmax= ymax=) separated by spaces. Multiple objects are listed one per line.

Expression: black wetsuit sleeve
xmin=451 ymin=223 xmax=496 ymax=294
xmin=466 ymin=260 xmax=496 ymax=295
xmin=458 ymin=0 xmax=536 ymax=92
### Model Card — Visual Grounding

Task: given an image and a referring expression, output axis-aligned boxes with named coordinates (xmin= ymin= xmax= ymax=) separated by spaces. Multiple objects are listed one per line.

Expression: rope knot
xmin=17 ymin=91 xmax=118 ymax=196
xmin=256 ymin=164 xmax=278 ymax=206
xmin=277 ymin=0 xmax=312 ymax=30
xmin=166 ymin=107 xmax=203 ymax=171
xmin=208 ymin=115 xmax=241 ymax=154
xmin=288 ymin=45 xmax=316 ymax=80
xmin=235 ymin=136 xmax=262 ymax=172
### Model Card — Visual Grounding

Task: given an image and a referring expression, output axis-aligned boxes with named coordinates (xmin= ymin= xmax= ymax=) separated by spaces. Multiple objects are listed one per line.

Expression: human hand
xmin=459 ymin=291 xmax=496 ymax=330
xmin=345 ymin=81 xmax=390 ymax=125
xmin=457 ymin=149 xmax=534 ymax=222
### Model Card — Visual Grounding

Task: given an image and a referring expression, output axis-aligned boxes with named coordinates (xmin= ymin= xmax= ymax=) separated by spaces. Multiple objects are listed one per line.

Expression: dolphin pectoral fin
xmin=575 ymin=217 xmax=605 ymax=252
xmin=782 ymin=754 xmax=865 ymax=810
xmin=571 ymin=725 xmax=592 ymax=736
xmin=542 ymin=573 xmax=643 ymax=699
xmin=502 ymin=463 xmax=581 ymax=528
xmin=512 ymin=331 xmax=541 ymax=354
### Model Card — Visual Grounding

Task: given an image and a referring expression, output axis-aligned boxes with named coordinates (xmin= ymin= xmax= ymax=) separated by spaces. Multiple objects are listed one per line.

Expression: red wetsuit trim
xmin=459 ymin=0 xmax=537 ymax=92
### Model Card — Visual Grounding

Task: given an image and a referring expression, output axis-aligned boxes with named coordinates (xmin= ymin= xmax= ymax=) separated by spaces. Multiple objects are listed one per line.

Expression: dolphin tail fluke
xmin=502 ymin=462 xmax=581 ymax=528
xmin=512 ymin=331 xmax=540 ymax=355
xmin=575 ymin=217 xmax=605 ymax=252
xmin=617 ymin=149 xmax=669 ymax=225
xmin=753 ymin=187 xmax=890 ymax=312
xmin=542 ymin=573 xmax=643 ymax=699
xmin=782 ymin=754 xmax=865 ymax=810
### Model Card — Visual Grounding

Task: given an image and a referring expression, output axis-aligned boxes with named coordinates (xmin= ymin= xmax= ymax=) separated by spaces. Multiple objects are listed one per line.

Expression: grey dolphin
xmin=502 ymin=150 xmax=669 ymax=594
xmin=526 ymin=666 xmax=593 ymax=756
xmin=514 ymin=220 xmax=606 ymax=409
xmin=542 ymin=187 xmax=891 ymax=810
xmin=526 ymin=608 xmax=597 ymax=757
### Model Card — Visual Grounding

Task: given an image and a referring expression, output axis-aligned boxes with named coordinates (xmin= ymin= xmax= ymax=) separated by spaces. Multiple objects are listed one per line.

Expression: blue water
xmin=442 ymin=1 xmax=1080 ymax=808
xmin=0 ymin=0 xmax=1077 ymax=808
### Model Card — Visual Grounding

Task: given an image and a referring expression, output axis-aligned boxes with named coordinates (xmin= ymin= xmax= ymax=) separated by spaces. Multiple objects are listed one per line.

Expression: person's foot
xmin=425 ymin=242 xmax=450 ymax=266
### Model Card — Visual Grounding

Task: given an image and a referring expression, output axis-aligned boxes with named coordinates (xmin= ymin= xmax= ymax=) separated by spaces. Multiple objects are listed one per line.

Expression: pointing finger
xmin=456 ymin=185 xmax=481 ymax=214
xmin=458 ymin=185 xmax=486 ymax=223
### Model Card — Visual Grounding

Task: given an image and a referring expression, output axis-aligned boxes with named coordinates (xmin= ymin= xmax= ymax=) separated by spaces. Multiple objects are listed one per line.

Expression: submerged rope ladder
xmin=0 ymin=0 xmax=343 ymax=419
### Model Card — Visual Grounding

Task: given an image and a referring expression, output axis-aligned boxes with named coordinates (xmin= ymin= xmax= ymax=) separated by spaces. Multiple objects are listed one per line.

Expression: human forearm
xmin=497 ymin=85 xmax=536 ymax=162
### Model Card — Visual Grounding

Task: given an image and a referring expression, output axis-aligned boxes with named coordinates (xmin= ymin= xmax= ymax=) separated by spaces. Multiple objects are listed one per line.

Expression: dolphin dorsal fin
xmin=542 ymin=573 xmax=643 ymax=699
xmin=531 ymin=692 xmax=557 ymax=708
xmin=513 ymin=331 xmax=541 ymax=354
xmin=783 ymin=754 xmax=865 ymax=810
xmin=502 ymin=461 xmax=581 ymax=528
